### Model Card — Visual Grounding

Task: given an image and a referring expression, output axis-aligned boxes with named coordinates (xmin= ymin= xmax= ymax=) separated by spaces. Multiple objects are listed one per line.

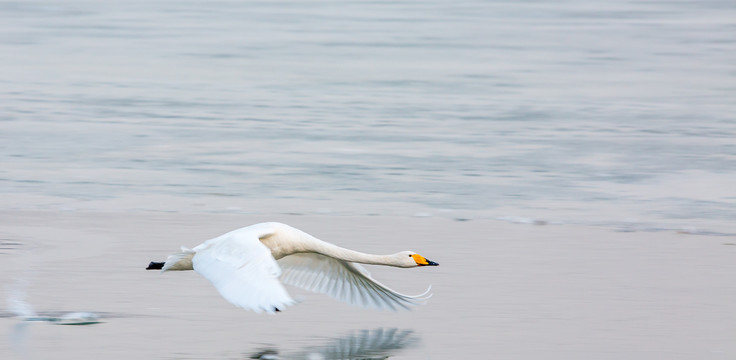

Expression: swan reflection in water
xmin=250 ymin=328 xmax=418 ymax=360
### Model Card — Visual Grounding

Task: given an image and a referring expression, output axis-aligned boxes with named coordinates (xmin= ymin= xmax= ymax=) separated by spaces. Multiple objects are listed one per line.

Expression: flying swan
xmin=146 ymin=222 xmax=439 ymax=313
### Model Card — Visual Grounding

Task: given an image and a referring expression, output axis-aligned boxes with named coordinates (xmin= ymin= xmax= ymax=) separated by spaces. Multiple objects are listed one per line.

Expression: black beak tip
xmin=427 ymin=260 xmax=439 ymax=266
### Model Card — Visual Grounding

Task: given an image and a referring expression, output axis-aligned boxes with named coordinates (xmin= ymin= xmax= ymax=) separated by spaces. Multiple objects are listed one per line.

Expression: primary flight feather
xmin=146 ymin=222 xmax=438 ymax=313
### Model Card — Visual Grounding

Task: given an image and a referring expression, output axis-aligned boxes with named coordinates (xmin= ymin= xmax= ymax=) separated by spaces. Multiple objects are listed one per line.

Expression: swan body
xmin=148 ymin=222 xmax=438 ymax=313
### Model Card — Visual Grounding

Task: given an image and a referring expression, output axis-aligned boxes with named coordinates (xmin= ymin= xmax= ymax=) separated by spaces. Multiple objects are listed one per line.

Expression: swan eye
xmin=408 ymin=254 xmax=413 ymax=257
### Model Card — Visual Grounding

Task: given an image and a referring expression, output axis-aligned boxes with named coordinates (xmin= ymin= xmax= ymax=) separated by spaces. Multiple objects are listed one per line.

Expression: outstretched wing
xmin=277 ymin=253 xmax=431 ymax=311
xmin=192 ymin=227 xmax=295 ymax=313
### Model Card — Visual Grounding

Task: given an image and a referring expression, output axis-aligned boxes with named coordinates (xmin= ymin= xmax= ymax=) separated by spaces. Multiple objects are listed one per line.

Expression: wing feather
xmin=278 ymin=253 xmax=431 ymax=311
xmin=192 ymin=227 xmax=295 ymax=313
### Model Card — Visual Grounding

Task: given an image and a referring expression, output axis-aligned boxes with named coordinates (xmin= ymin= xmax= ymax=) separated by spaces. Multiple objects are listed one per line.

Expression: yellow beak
xmin=412 ymin=254 xmax=439 ymax=266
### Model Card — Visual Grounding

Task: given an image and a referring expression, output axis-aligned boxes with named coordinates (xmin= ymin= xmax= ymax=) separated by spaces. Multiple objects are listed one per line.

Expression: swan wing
xmin=277 ymin=253 xmax=431 ymax=311
xmin=192 ymin=228 xmax=295 ymax=314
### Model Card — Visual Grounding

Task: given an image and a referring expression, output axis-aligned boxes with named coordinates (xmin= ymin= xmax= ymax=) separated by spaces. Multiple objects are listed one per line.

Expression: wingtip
xmin=419 ymin=285 xmax=432 ymax=298
xmin=406 ymin=285 xmax=433 ymax=301
xmin=237 ymin=299 xmax=297 ymax=314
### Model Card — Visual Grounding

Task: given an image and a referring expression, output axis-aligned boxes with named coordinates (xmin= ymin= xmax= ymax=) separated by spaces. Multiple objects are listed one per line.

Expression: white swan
xmin=146 ymin=222 xmax=438 ymax=313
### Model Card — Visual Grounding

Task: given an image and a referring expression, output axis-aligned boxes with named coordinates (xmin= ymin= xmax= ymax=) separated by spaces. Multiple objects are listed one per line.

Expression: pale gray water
xmin=3 ymin=3 xmax=736 ymax=358
xmin=0 ymin=212 xmax=734 ymax=360
xmin=1 ymin=0 xmax=735 ymax=233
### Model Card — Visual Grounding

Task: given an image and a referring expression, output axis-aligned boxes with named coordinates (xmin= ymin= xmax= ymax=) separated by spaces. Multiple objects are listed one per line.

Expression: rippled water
xmin=1 ymin=0 xmax=735 ymax=233
xmin=2 ymin=3 xmax=736 ymax=358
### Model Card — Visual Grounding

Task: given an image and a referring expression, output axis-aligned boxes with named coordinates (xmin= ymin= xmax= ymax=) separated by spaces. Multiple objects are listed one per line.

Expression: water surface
xmin=1 ymin=0 xmax=734 ymax=233
xmin=1 ymin=2 xmax=736 ymax=358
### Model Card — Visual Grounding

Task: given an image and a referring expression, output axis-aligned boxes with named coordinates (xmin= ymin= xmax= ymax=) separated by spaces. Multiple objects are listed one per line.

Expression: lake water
xmin=1 ymin=0 xmax=735 ymax=233
xmin=1 ymin=1 xmax=736 ymax=359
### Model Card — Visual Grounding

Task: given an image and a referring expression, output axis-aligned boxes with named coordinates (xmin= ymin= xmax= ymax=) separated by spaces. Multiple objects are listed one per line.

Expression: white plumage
xmin=150 ymin=222 xmax=438 ymax=313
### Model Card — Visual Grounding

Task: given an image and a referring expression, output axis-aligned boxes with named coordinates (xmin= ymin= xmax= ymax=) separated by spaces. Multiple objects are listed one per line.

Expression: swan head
xmin=396 ymin=251 xmax=439 ymax=268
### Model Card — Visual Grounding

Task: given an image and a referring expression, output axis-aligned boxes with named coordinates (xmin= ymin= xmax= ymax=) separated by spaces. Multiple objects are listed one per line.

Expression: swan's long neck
xmin=282 ymin=226 xmax=402 ymax=267
xmin=313 ymin=241 xmax=399 ymax=266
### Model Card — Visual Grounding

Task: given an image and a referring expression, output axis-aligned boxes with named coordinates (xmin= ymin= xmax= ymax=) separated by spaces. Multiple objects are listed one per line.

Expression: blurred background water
xmin=1 ymin=0 xmax=735 ymax=233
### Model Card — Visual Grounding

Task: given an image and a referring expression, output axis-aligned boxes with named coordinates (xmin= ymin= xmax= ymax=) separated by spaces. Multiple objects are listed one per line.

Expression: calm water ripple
xmin=1 ymin=0 xmax=735 ymax=232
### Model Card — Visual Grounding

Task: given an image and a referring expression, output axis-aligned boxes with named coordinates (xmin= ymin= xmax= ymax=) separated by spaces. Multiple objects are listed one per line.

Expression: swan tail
xmin=146 ymin=261 xmax=165 ymax=270
xmin=159 ymin=247 xmax=196 ymax=272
